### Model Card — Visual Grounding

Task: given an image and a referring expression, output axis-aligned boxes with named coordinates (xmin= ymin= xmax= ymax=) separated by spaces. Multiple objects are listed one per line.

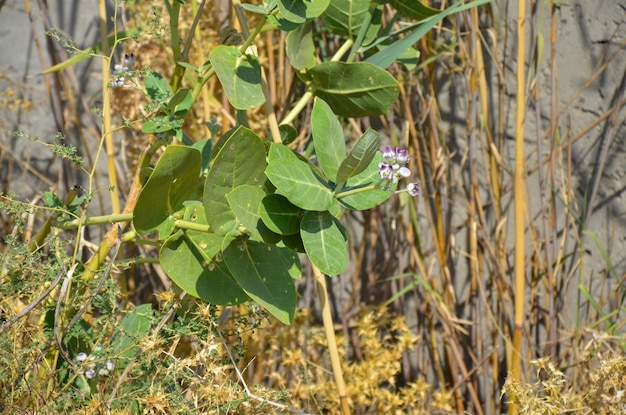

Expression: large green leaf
xmin=286 ymin=23 xmax=316 ymax=70
xmin=322 ymin=0 xmax=371 ymax=39
xmin=266 ymin=143 xmax=335 ymax=211
xmin=133 ymin=146 xmax=201 ymax=238
xmin=300 ymin=210 xmax=347 ymax=276
xmin=160 ymin=203 xmax=249 ymax=305
xmin=160 ymin=231 xmax=249 ymax=305
xmin=336 ymin=128 xmax=380 ymax=183
xmin=306 ymin=61 xmax=399 ymax=117
xmin=204 ymin=127 xmax=267 ymax=236
xmin=311 ymin=98 xmax=347 ymax=182
xmin=210 ymin=45 xmax=265 ymax=110
xmin=259 ymin=194 xmax=303 ymax=235
xmin=227 ymin=185 xmax=281 ymax=244
xmin=276 ymin=0 xmax=331 ymax=24
xmin=224 ymin=238 xmax=300 ymax=324
xmin=337 ymin=151 xmax=394 ymax=210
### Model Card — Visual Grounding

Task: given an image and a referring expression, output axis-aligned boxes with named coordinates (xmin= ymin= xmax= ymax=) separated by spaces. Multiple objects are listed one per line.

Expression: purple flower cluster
xmin=110 ymin=53 xmax=136 ymax=88
xmin=378 ymin=146 xmax=421 ymax=197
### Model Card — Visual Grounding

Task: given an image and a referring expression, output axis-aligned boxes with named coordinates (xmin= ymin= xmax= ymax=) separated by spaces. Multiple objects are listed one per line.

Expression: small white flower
xmin=76 ymin=352 xmax=88 ymax=362
xmin=85 ymin=369 xmax=96 ymax=379
xmin=406 ymin=182 xmax=421 ymax=197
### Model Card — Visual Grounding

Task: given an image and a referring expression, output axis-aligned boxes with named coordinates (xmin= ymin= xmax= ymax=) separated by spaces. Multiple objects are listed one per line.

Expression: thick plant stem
xmin=510 ymin=0 xmax=527 ymax=414
xmin=312 ymin=265 xmax=350 ymax=415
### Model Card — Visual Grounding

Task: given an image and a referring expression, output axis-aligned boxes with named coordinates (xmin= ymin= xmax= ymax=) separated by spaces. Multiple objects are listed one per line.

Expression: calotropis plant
xmin=133 ymin=96 xmax=421 ymax=325
xmin=118 ymin=0 xmax=495 ymax=325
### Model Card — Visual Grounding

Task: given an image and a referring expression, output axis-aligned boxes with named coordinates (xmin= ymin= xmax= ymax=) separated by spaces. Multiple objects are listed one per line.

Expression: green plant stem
xmin=174 ymin=219 xmax=210 ymax=233
xmin=281 ymin=39 xmax=354 ymax=126
xmin=335 ymin=184 xmax=378 ymax=199
xmin=53 ymin=213 xmax=134 ymax=230
xmin=312 ymin=264 xmax=350 ymax=415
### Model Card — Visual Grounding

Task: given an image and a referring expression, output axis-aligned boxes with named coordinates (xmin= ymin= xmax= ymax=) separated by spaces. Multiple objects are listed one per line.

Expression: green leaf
xmin=286 ymin=23 xmax=316 ymax=70
xmin=209 ymin=45 xmax=265 ymax=110
xmin=259 ymin=194 xmax=303 ymax=235
xmin=167 ymin=87 xmax=193 ymax=116
xmin=144 ymin=72 xmax=172 ymax=103
xmin=338 ymin=151 xmax=393 ymax=210
xmin=191 ymin=138 xmax=212 ymax=174
xmin=278 ymin=124 xmax=298 ymax=145
xmin=224 ymin=238 xmax=300 ymax=324
xmin=227 ymin=185 xmax=280 ymax=243
xmin=203 ymin=126 xmax=267 ymax=236
xmin=306 ymin=61 xmax=399 ymax=117
xmin=276 ymin=0 xmax=331 ymax=24
xmin=43 ymin=191 xmax=63 ymax=208
xmin=322 ymin=0 xmax=371 ymax=39
xmin=160 ymin=229 xmax=249 ymax=305
xmin=300 ymin=210 xmax=347 ymax=276
xmin=390 ymin=0 xmax=439 ymax=21
xmin=111 ymin=304 xmax=153 ymax=367
xmin=336 ymin=128 xmax=380 ymax=183
xmin=141 ymin=115 xmax=184 ymax=134
xmin=311 ymin=98 xmax=347 ymax=182
xmin=134 ymin=146 xmax=201 ymax=238
xmin=365 ymin=0 xmax=494 ymax=68
xmin=266 ymin=143 xmax=335 ymax=211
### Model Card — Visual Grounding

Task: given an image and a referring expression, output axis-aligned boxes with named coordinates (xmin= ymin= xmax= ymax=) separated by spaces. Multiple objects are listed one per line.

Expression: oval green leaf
xmin=277 ymin=0 xmax=331 ymax=24
xmin=133 ymin=146 xmax=201 ymax=238
xmin=160 ymin=230 xmax=249 ymax=305
xmin=203 ymin=126 xmax=267 ymax=236
xmin=259 ymin=194 xmax=303 ymax=235
xmin=311 ymin=98 xmax=347 ymax=182
xmin=307 ymin=61 xmax=399 ymax=117
xmin=210 ymin=45 xmax=265 ymax=110
xmin=322 ymin=0 xmax=371 ymax=39
xmin=224 ymin=238 xmax=300 ymax=324
xmin=266 ymin=143 xmax=335 ymax=211
xmin=300 ymin=210 xmax=347 ymax=276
